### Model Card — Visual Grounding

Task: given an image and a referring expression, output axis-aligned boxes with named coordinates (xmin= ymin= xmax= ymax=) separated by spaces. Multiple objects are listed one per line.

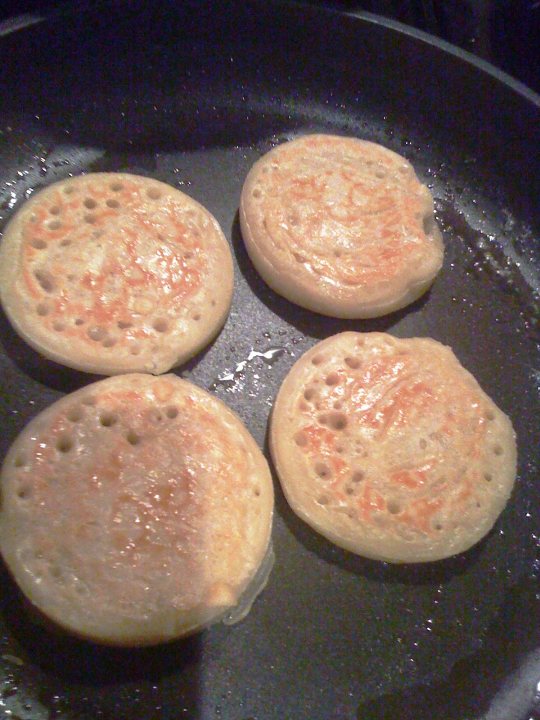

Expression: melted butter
xmin=209 ymin=347 xmax=286 ymax=393
xmin=222 ymin=542 xmax=275 ymax=626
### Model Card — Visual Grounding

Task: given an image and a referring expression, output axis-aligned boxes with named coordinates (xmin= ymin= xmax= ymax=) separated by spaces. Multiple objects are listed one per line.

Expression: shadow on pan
xmin=229 ymin=212 xmax=436 ymax=339
xmin=356 ymin=573 xmax=540 ymax=720
xmin=0 ymin=557 xmax=203 ymax=720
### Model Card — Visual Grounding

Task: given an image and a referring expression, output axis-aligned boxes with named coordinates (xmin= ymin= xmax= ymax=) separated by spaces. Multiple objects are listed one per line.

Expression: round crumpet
xmin=240 ymin=134 xmax=443 ymax=318
xmin=0 ymin=374 xmax=273 ymax=645
xmin=270 ymin=333 xmax=517 ymax=563
xmin=0 ymin=173 xmax=234 ymax=374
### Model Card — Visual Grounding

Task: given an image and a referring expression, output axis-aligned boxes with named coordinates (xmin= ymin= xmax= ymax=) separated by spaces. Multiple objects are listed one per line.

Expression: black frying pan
xmin=0 ymin=2 xmax=539 ymax=719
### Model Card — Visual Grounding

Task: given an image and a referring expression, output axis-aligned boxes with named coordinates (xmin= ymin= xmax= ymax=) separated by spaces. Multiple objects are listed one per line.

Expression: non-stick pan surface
xmin=0 ymin=1 xmax=539 ymax=719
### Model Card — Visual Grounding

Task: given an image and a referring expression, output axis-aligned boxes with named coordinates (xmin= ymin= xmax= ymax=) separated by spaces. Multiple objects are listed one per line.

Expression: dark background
xmin=0 ymin=0 xmax=539 ymax=93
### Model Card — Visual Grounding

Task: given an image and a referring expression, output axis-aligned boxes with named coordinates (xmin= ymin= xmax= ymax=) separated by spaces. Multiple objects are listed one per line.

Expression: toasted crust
xmin=0 ymin=173 xmax=234 ymax=374
xmin=240 ymin=134 xmax=443 ymax=318
xmin=270 ymin=333 xmax=517 ymax=563
xmin=0 ymin=374 xmax=273 ymax=645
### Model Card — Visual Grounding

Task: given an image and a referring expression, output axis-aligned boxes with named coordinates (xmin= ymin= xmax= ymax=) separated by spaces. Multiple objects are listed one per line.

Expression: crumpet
xmin=0 ymin=173 xmax=233 ymax=374
xmin=270 ymin=333 xmax=516 ymax=563
xmin=240 ymin=135 xmax=443 ymax=318
xmin=0 ymin=374 xmax=273 ymax=645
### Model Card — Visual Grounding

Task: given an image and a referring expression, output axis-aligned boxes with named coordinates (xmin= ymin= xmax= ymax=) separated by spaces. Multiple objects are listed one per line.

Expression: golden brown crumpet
xmin=0 ymin=173 xmax=234 ymax=374
xmin=0 ymin=374 xmax=273 ymax=645
xmin=270 ymin=333 xmax=516 ymax=563
xmin=240 ymin=135 xmax=443 ymax=318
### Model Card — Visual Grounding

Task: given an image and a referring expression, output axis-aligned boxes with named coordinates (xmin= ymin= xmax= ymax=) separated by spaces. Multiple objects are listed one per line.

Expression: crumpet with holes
xmin=240 ymin=134 xmax=443 ymax=318
xmin=0 ymin=173 xmax=233 ymax=374
xmin=0 ymin=374 xmax=273 ymax=645
xmin=270 ymin=332 xmax=516 ymax=563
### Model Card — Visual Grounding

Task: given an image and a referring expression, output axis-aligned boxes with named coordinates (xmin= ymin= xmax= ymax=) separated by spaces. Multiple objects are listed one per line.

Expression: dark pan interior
xmin=0 ymin=1 xmax=539 ymax=719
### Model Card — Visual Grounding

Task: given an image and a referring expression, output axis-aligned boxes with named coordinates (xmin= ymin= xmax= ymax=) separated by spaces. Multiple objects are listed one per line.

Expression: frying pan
xmin=0 ymin=1 xmax=539 ymax=718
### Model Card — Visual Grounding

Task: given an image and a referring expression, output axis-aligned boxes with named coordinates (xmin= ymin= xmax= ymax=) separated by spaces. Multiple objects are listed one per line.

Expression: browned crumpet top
xmin=0 ymin=374 xmax=273 ymax=645
xmin=0 ymin=174 xmax=234 ymax=374
xmin=270 ymin=333 xmax=516 ymax=562
xmin=240 ymin=135 xmax=443 ymax=318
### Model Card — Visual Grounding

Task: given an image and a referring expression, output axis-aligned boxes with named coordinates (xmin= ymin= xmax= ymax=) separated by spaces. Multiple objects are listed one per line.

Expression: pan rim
xmin=0 ymin=0 xmax=539 ymax=108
